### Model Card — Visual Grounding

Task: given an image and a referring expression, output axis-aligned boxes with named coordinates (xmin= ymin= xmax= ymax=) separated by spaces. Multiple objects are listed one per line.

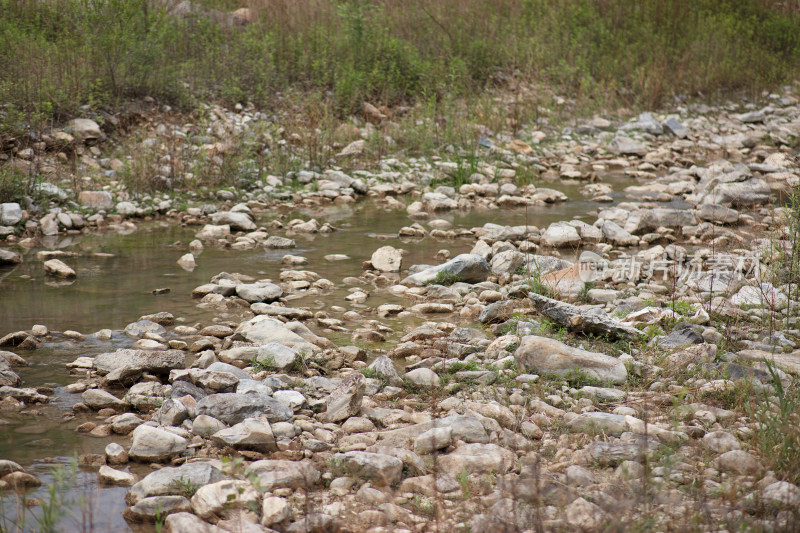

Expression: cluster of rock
xmin=1 ymin=90 xmax=800 ymax=530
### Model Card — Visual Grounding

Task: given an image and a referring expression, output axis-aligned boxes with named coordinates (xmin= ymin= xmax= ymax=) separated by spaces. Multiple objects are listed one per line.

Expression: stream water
xmin=0 ymin=180 xmax=623 ymax=531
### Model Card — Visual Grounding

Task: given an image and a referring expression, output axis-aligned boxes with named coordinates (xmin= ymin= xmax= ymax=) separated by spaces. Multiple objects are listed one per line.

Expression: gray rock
xmin=212 ymin=418 xmax=277 ymax=452
xmin=331 ymin=451 xmax=403 ymax=486
xmin=366 ymin=355 xmax=402 ymax=385
xmin=115 ymin=201 xmax=137 ymax=216
xmin=264 ymin=236 xmax=296 ymax=248
xmin=760 ymin=481 xmax=800 ymax=507
xmin=78 ymin=191 xmax=114 ymax=210
xmin=701 ymin=178 xmax=771 ymax=207
xmin=415 ymin=426 xmax=453 ymax=454
xmin=164 ymin=513 xmax=217 ymax=533
xmin=246 ymin=459 xmax=320 ymax=491
xmin=94 ymin=349 xmax=185 ymax=375
xmin=528 ymin=292 xmax=642 ymax=341
xmin=717 ymin=450 xmax=762 ymax=476
xmin=404 ymin=367 xmax=441 ymax=387
xmin=235 ymin=282 xmax=283 ymax=303
xmin=153 ymin=398 xmax=189 ymax=427
xmin=81 ymin=388 xmax=124 ymax=410
xmin=124 ymin=320 xmax=167 ymax=338
xmin=210 ymin=211 xmax=256 ymax=231
xmin=233 ymin=316 xmax=318 ymax=353
xmin=251 ymin=342 xmax=300 ymax=371
xmin=566 ymin=412 xmax=628 ymax=436
xmin=702 ymin=431 xmax=740 ymax=453
xmin=0 ymin=203 xmax=23 ymax=225
xmin=542 ymin=222 xmax=581 ymax=248
xmin=123 ymin=382 xmax=172 ymax=411
xmin=662 ymin=118 xmax=687 ymax=138
xmin=370 ymin=246 xmax=404 ymax=272
xmin=43 ymin=259 xmax=76 ymax=278
xmin=656 ymin=325 xmax=704 ymax=348
xmin=438 ymin=443 xmax=515 ymax=477
xmin=608 ymin=136 xmax=647 ymax=156
xmin=402 ymin=254 xmax=490 ymax=286
xmin=325 ymin=373 xmax=364 ymax=422
xmin=128 ymin=425 xmax=188 ymax=463
xmin=600 ymin=220 xmax=638 ymax=246
xmin=0 ymin=358 xmax=21 ymax=387
xmin=515 ymin=335 xmax=627 ymax=384
xmin=196 ymin=392 xmax=293 ymax=425
xmin=191 ymin=479 xmax=259 ymax=521
xmin=123 ymin=495 xmax=190 ymax=522
xmin=250 ymin=303 xmax=313 ymax=320
xmin=67 ymin=118 xmax=102 ymax=142
xmin=697 ymin=203 xmax=739 ymax=224
xmin=196 ymin=224 xmax=230 ymax=240
xmin=0 ymin=249 xmax=22 ymax=265
xmin=111 ymin=413 xmax=144 ymax=435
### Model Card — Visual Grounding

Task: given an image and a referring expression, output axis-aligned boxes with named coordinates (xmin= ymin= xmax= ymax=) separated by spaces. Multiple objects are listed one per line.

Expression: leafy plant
xmin=426 ymin=270 xmax=463 ymax=286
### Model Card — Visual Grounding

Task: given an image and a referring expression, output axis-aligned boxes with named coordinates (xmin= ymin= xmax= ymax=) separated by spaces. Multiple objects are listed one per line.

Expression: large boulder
xmin=127 ymin=462 xmax=225 ymax=504
xmin=233 ymin=316 xmax=319 ymax=353
xmin=66 ymin=118 xmax=103 ymax=143
xmin=0 ymin=203 xmax=23 ymax=225
xmin=78 ymin=191 xmax=114 ymax=210
xmin=211 ymin=418 xmax=277 ymax=452
xmin=514 ymin=336 xmax=627 ymax=385
xmin=541 ymin=222 xmax=581 ymax=248
xmin=235 ymin=282 xmax=282 ymax=303
xmin=128 ymin=425 xmax=187 ymax=463
xmin=402 ymin=254 xmax=490 ymax=286
xmin=196 ymin=393 xmax=293 ymax=425
xmin=209 ymin=211 xmax=256 ymax=231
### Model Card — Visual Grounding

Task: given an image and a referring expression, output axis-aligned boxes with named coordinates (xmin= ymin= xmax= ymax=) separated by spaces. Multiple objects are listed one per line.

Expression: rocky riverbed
xmin=1 ymin=90 xmax=800 ymax=531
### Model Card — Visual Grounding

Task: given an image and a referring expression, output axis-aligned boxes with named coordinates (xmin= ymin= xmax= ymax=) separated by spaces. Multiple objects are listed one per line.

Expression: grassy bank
xmin=1 ymin=0 xmax=800 ymax=132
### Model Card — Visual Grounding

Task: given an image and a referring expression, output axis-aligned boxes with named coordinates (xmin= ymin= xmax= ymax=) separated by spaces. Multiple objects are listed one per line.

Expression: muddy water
xmin=0 ymin=181 xmax=624 ymax=530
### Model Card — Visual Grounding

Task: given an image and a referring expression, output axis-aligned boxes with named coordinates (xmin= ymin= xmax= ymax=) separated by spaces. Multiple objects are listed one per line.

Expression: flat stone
xmin=325 ymin=373 xmax=364 ymax=422
xmin=98 ymin=465 xmax=137 ymax=486
xmin=515 ymin=335 xmax=627 ymax=384
xmin=331 ymin=451 xmax=403 ymax=486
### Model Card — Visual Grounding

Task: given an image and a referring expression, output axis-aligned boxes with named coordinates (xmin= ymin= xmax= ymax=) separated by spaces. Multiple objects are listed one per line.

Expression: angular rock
xmin=127 ymin=462 xmax=225 ymax=504
xmin=528 ymin=292 xmax=642 ymax=341
xmin=93 ymin=349 xmax=185 ymax=376
xmin=191 ymin=479 xmax=259 ymax=521
xmin=43 ymin=259 xmax=76 ymax=278
xmin=325 ymin=373 xmax=364 ymax=422
xmin=515 ymin=335 xmax=627 ymax=385
xmin=438 ymin=443 xmax=515 ymax=477
xmin=128 ymin=425 xmax=187 ymax=463
xmin=196 ymin=393 xmax=293 ymax=425
xmin=331 ymin=451 xmax=403 ymax=486
xmin=246 ymin=460 xmax=320 ymax=491
xmin=212 ymin=418 xmax=277 ymax=452
xmin=78 ymin=191 xmax=114 ymax=210
xmin=81 ymin=389 xmax=124 ymax=410
xmin=402 ymin=254 xmax=490 ymax=286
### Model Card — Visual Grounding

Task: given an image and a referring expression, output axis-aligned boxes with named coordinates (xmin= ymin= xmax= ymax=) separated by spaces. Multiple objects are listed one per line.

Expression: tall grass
xmin=1 ymin=0 xmax=799 ymax=130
